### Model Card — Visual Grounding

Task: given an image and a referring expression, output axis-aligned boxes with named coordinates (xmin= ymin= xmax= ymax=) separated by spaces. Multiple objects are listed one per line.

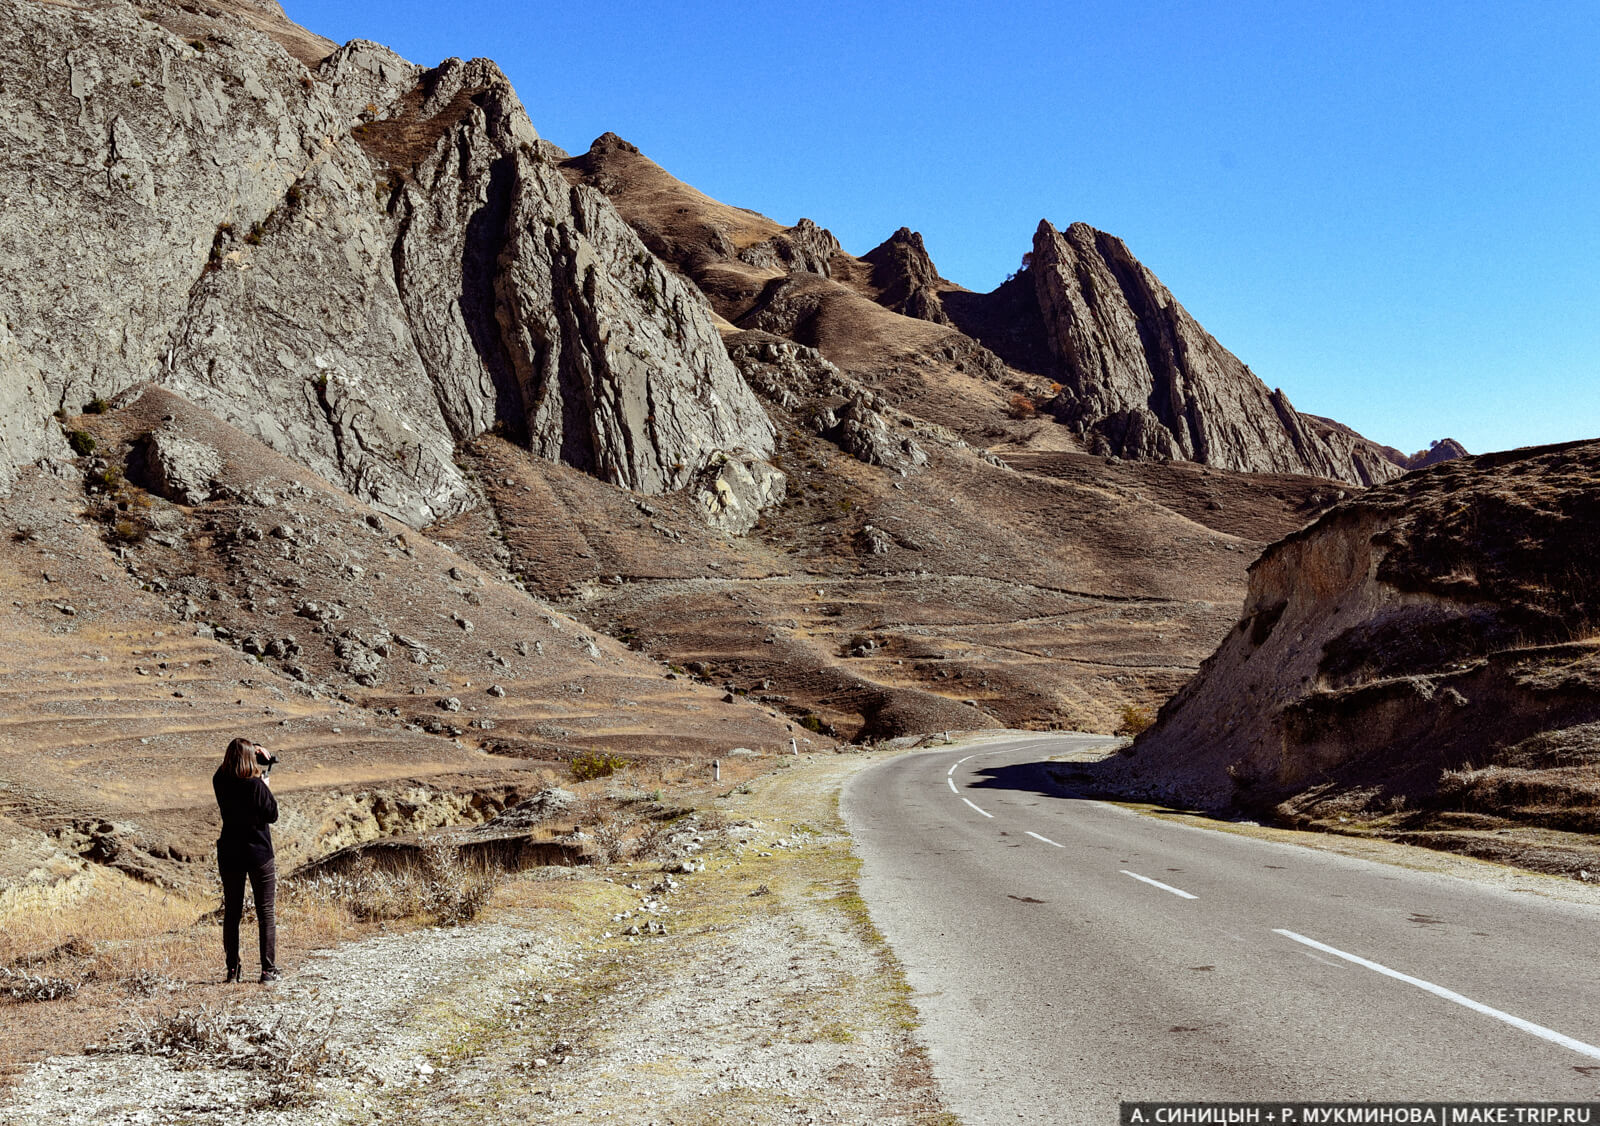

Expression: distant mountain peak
xmin=1016 ymin=220 xmax=1406 ymax=483
xmin=861 ymin=228 xmax=952 ymax=325
xmin=1408 ymin=438 xmax=1468 ymax=469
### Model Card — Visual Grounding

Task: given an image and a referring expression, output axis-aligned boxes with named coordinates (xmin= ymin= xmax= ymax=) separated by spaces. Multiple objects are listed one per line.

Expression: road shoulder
xmin=1 ymin=750 xmax=954 ymax=1126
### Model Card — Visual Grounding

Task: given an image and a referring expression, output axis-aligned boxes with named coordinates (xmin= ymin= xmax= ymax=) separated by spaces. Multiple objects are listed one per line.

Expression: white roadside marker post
xmin=790 ymin=738 xmax=798 ymax=756
xmin=714 ymin=759 xmax=721 ymax=782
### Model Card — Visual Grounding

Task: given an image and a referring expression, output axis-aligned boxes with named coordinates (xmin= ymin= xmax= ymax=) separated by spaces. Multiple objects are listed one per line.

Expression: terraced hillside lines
xmin=450 ymin=382 xmax=1333 ymax=738
xmin=0 ymin=386 xmax=797 ymax=905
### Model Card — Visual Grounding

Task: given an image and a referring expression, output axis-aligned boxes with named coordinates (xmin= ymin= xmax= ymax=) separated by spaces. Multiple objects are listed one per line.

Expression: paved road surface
xmin=842 ymin=734 xmax=1600 ymax=1125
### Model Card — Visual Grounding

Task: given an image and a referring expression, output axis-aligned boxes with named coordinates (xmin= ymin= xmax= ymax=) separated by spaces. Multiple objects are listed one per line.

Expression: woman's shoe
xmin=225 ymin=966 xmax=242 ymax=984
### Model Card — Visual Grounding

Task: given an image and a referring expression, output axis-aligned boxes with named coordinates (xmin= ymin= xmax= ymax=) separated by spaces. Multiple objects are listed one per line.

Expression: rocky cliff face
xmin=851 ymin=219 xmax=1465 ymax=486
xmin=1028 ymin=221 xmax=1407 ymax=484
xmin=1105 ymin=440 xmax=1600 ymax=856
xmin=860 ymin=228 xmax=952 ymax=325
xmin=0 ymin=0 xmax=771 ymax=522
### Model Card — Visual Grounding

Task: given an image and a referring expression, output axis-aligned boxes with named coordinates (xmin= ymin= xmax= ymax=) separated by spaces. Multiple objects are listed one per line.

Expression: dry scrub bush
xmin=589 ymin=818 xmax=629 ymax=864
xmin=1005 ymin=392 xmax=1038 ymax=420
xmin=0 ymin=965 xmax=79 ymax=1002
xmin=1116 ymin=704 xmax=1155 ymax=737
xmin=97 ymin=1004 xmax=349 ymax=1107
xmin=570 ymin=750 xmax=630 ymax=781
xmin=631 ymin=818 xmax=672 ymax=860
xmin=294 ymin=844 xmax=498 ymax=927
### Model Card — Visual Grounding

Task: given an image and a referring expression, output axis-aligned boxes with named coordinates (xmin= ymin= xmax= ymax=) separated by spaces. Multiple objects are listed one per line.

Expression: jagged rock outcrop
xmin=816 ymin=396 xmax=929 ymax=472
xmin=1029 ymin=221 xmax=1406 ymax=484
xmin=1406 ymin=438 xmax=1468 ymax=470
xmin=0 ymin=2 xmax=772 ymax=522
xmin=1108 ymin=440 xmax=1600 ymax=820
xmin=846 ymin=216 xmax=1461 ymax=485
xmin=724 ymin=331 xmax=936 ymax=473
xmin=861 ymin=228 xmax=952 ymax=325
xmin=738 ymin=218 xmax=839 ymax=277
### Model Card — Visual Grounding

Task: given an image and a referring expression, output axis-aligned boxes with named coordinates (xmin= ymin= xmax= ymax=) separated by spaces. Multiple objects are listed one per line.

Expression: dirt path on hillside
xmin=0 ymin=753 xmax=951 ymax=1126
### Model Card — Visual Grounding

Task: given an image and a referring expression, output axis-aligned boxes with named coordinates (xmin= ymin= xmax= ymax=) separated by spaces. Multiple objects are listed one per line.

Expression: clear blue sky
xmin=286 ymin=0 xmax=1598 ymax=456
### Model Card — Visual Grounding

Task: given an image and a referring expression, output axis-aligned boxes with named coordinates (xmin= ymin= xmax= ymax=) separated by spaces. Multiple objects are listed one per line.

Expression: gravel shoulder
xmin=0 ymin=751 xmax=951 ymax=1126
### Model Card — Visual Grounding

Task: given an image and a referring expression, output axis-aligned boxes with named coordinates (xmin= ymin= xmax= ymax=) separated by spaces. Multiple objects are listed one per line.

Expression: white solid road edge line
xmin=1274 ymin=929 xmax=1600 ymax=1063
xmin=1025 ymin=831 xmax=1064 ymax=848
xmin=1120 ymin=870 xmax=1198 ymax=899
xmin=962 ymin=797 xmax=994 ymax=819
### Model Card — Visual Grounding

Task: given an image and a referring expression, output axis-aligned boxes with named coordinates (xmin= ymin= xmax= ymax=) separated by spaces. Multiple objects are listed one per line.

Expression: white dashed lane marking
xmin=962 ymin=798 xmax=994 ymax=819
xmin=1275 ymin=929 xmax=1600 ymax=1063
xmin=1120 ymin=870 xmax=1197 ymax=899
xmin=1025 ymin=831 xmax=1063 ymax=848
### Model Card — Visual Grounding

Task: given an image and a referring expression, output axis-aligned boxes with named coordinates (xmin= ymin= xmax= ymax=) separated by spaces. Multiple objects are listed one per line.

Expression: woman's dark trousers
xmin=220 ymin=858 xmax=277 ymax=977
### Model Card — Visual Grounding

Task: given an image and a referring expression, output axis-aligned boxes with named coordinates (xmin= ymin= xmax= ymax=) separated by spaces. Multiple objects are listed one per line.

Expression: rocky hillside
xmin=0 ymin=0 xmax=1481 ymax=916
xmin=1025 ymin=221 xmax=1410 ymax=483
xmin=560 ymin=135 xmax=1463 ymax=487
xmin=0 ymin=0 xmax=771 ymax=524
xmin=1104 ymin=439 xmax=1600 ymax=875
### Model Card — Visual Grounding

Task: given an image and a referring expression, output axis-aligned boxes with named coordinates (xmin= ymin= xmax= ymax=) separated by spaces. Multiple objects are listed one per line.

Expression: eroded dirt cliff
xmin=1105 ymin=439 xmax=1600 ymax=875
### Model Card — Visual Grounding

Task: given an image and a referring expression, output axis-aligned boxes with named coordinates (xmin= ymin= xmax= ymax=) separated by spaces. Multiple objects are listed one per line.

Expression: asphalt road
xmin=842 ymin=734 xmax=1600 ymax=1125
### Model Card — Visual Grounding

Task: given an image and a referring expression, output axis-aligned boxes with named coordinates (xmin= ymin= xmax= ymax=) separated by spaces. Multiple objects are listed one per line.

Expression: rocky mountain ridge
xmin=1025 ymin=221 xmax=1410 ymax=483
xmin=562 ymin=135 xmax=1461 ymax=487
xmin=1 ymin=1 xmax=773 ymax=526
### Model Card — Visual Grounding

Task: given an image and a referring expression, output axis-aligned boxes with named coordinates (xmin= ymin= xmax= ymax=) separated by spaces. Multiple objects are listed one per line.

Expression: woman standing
xmin=213 ymin=737 xmax=279 ymax=983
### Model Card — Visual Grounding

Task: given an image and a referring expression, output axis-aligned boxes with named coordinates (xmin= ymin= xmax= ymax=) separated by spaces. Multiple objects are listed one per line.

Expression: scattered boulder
xmin=857 ymin=525 xmax=894 ymax=556
xmin=693 ymin=452 xmax=786 ymax=535
xmin=130 ymin=431 xmax=224 ymax=506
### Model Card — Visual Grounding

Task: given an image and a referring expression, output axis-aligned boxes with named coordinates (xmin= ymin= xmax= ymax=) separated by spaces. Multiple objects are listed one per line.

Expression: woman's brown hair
xmin=222 ymin=737 xmax=263 ymax=780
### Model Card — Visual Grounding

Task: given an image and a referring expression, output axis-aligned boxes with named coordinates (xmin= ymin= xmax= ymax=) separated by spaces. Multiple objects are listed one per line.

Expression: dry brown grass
xmin=293 ymin=844 xmax=499 ymax=926
xmin=0 ymin=871 xmax=208 ymax=971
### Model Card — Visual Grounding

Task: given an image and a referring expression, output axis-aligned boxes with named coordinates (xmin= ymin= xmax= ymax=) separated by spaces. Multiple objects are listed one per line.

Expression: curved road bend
xmin=842 ymin=734 xmax=1600 ymax=1126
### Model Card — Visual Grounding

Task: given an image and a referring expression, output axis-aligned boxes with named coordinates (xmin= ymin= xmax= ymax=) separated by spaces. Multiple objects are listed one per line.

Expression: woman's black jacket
xmin=212 ymin=766 xmax=278 ymax=868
